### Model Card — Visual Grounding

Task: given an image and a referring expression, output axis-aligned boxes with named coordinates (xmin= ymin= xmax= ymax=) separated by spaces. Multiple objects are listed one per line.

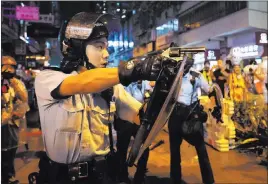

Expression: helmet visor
xmin=65 ymin=12 xmax=120 ymax=40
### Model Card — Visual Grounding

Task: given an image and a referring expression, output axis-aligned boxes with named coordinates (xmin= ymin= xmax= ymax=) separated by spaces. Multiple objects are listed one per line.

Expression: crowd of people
xmin=198 ymin=56 xmax=267 ymax=133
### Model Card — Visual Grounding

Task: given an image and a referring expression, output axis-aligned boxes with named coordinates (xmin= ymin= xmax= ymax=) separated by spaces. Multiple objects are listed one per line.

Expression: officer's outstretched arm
xmin=59 ymin=56 xmax=177 ymax=97
xmin=59 ymin=68 xmax=120 ymax=96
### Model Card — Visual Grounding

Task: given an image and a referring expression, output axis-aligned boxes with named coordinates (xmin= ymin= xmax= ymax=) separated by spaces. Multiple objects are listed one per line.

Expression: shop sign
xmin=255 ymin=32 xmax=268 ymax=45
xmin=194 ymin=50 xmax=220 ymax=64
xmin=205 ymin=50 xmax=220 ymax=61
xmin=232 ymin=44 xmax=264 ymax=59
xmin=16 ymin=6 xmax=39 ymax=21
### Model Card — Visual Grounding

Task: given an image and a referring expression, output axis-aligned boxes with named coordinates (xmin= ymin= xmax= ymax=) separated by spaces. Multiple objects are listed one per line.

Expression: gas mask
xmin=2 ymin=71 xmax=15 ymax=80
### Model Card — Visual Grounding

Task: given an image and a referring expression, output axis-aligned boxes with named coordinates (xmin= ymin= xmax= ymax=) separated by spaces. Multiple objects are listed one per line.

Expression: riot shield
xmin=127 ymin=47 xmax=206 ymax=166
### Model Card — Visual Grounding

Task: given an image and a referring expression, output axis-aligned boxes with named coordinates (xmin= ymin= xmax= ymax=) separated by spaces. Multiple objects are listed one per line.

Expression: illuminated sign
xmin=206 ymin=50 xmax=220 ymax=61
xmin=260 ymin=33 xmax=267 ymax=43
xmin=16 ymin=6 xmax=39 ymax=21
xmin=232 ymin=44 xmax=264 ymax=59
xmin=256 ymin=32 xmax=268 ymax=45
xmin=194 ymin=50 xmax=220 ymax=63
xmin=193 ymin=52 xmax=205 ymax=64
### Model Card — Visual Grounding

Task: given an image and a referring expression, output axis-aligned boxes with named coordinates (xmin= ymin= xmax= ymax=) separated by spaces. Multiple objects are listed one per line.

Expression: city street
xmin=15 ymin=129 xmax=267 ymax=184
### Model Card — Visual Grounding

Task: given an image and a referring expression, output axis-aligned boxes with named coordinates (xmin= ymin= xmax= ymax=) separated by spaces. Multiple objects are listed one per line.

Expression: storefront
xmin=227 ymin=31 xmax=267 ymax=66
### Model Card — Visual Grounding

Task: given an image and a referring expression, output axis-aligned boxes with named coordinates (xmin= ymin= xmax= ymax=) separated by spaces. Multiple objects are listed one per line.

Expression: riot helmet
xmin=58 ymin=12 xmax=120 ymax=73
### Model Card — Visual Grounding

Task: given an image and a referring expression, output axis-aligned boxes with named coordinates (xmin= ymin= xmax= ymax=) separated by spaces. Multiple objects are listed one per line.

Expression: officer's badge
xmin=126 ymin=61 xmax=135 ymax=70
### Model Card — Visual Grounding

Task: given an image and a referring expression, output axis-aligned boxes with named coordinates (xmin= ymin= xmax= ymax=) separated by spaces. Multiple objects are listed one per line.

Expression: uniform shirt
xmin=177 ymin=69 xmax=210 ymax=106
xmin=126 ymin=81 xmax=153 ymax=103
xmin=35 ymin=69 xmax=142 ymax=164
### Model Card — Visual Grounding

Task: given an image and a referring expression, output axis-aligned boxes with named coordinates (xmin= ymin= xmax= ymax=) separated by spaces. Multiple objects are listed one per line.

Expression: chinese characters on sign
xmin=16 ymin=6 xmax=39 ymax=21
xmin=255 ymin=32 xmax=268 ymax=45
xmin=232 ymin=45 xmax=263 ymax=58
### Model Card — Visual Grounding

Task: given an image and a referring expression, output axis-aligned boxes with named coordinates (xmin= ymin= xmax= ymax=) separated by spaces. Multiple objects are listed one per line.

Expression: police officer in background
xmin=168 ymin=58 xmax=219 ymax=184
xmin=114 ymin=80 xmax=153 ymax=184
xmin=34 ymin=12 xmax=176 ymax=183
xmin=126 ymin=80 xmax=153 ymax=103
xmin=2 ymin=56 xmax=29 ymax=184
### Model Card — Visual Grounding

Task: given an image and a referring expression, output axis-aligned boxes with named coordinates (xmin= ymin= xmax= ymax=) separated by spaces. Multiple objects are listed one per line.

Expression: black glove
xmin=118 ymin=55 xmax=176 ymax=86
xmin=211 ymin=106 xmax=223 ymax=123
xmin=2 ymin=72 xmax=15 ymax=80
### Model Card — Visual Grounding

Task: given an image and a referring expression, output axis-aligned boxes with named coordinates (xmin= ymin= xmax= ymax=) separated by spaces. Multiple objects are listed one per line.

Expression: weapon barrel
xmin=169 ymin=47 xmax=206 ymax=57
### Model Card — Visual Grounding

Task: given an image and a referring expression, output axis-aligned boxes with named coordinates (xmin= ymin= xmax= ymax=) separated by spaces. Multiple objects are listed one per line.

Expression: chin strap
xmin=85 ymin=60 xmax=95 ymax=70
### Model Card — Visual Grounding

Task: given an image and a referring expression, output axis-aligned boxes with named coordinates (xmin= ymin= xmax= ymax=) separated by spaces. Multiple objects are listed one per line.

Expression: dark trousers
xmin=115 ymin=119 xmax=149 ymax=181
xmin=1 ymin=148 xmax=18 ymax=182
xmin=168 ymin=104 xmax=214 ymax=184
xmin=1 ymin=124 xmax=19 ymax=182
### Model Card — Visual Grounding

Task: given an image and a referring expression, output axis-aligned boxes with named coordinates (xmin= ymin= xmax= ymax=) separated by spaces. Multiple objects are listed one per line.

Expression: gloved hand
xmin=118 ymin=55 xmax=177 ymax=86
xmin=211 ymin=106 xmax=223 ymax=123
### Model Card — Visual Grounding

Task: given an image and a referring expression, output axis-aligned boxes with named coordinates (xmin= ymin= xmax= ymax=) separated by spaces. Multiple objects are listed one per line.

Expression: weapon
xmin=127 ymin=46 xmax=206 ymax=166
xmin=210 ymin=83 xmax=224 ymax=123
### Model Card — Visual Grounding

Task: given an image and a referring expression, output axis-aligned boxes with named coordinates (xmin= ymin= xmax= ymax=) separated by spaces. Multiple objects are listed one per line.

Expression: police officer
xmin=34 ymin=12 xmax=175 ymax=183
xmin=126 ymin=80 xmax=153 ymax=103
xmin=2 ymin=56 xmax=29 ymax=184
xmin=114 ymin=80 xmax=153 ymax=184
xmin=168 ymin=58 xmax=217 ymax=184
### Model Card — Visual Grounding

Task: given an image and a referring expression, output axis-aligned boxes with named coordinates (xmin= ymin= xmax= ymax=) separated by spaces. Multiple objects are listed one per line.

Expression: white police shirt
xmin=35 ymin=69 xmax=142 ymax=164
xmin=177 ymin=68 xmax=210 ymax=106
xmin=126 ymin=81 xmax=153 ymax=103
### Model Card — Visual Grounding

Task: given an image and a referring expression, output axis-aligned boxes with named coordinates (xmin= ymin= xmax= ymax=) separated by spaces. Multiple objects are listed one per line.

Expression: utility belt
xmin=67 ymin=161 xmax=94 ymax=182
xmin=174 ymin=101 xmax=198 ymax=113
xmin=174 ymin=101 xmax=207 ymax=123
xmin=39 ymin=156 xmax=108 ymax=183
